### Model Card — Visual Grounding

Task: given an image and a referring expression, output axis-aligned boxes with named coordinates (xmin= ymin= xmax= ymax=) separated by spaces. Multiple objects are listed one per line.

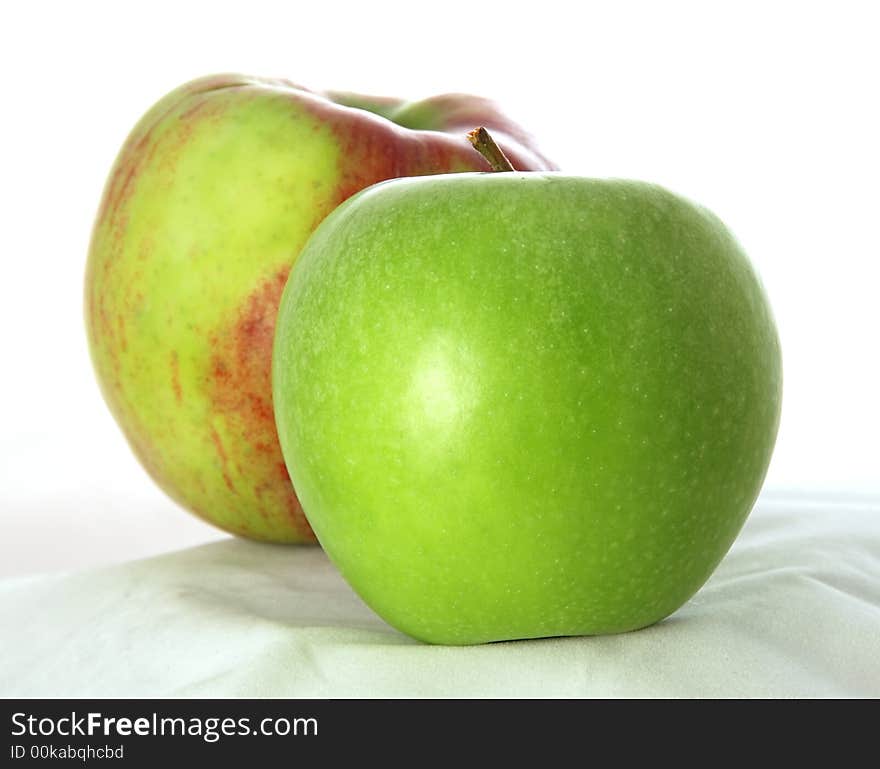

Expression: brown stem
xmin=467 ymin=126 xmax=515 ymax=172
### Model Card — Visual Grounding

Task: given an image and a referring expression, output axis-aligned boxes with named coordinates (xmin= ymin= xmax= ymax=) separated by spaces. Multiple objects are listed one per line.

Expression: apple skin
xmin=84 ymin=75 xmax=554 ymax=543
xmin=273 ymin=172 xmax=782 ymax=643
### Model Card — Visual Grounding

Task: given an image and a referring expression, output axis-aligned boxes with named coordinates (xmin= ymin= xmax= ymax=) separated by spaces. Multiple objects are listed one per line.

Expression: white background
xmin=1 ymin=1 xmax=877 ymax=577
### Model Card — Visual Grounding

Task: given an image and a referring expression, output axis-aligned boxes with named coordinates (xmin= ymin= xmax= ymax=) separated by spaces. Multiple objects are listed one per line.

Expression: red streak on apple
xmin=208 ymin=267 xmax=315 ymax=538
xmin=209 ymin=426 xmax=237 ymax=494
xmin=170 ymin=351 xmax=182 ymax=403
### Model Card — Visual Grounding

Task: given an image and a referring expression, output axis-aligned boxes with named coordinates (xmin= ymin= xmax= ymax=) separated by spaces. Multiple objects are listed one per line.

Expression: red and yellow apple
xmin=84 ymin=74 xmax=555 ymax=543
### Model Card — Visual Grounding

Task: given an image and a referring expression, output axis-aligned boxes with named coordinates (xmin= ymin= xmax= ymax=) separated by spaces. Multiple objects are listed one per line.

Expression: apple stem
xmin=467 ymin=127 xmax=515 ymax=172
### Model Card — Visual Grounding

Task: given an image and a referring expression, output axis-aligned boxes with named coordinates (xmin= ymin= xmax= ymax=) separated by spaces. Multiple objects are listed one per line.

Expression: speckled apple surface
xmin=273 ymin=173 xmax=783 ymax=644
xmin=84 ymin=75 xmax=554 ymax=543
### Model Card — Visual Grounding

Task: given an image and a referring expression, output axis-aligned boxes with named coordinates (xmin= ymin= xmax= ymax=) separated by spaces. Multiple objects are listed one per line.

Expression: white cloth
xmin=1 ymin=492 xmax=878 ymax=697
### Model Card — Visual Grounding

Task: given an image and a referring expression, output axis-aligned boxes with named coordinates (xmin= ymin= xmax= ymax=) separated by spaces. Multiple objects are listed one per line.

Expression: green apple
xmin=84 ymin=75 xmax=554 ymax=543
xmin=272 ymin=169 xmax=782 ymax=644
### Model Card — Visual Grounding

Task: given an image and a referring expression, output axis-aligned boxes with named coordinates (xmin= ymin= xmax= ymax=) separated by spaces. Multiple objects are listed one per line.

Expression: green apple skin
xmin=273 ymin=172 xmax=782 ymax=644
xmin=84 ymin=74 xmax=554 ymax=543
